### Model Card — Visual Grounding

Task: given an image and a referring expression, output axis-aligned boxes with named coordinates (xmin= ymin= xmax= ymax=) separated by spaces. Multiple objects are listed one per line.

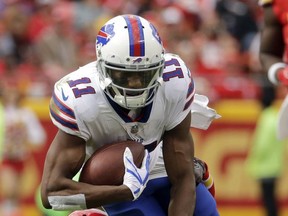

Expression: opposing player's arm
xmin=162 ymin=112 xmax=196 ymax=215
xmin=260 ymin=3 xmax=284 ymax=69
xmin=41 ymin=129 xmax=86 ymax=208
xmin=41 ymin=130 xmax=133 ymax=210
xmin=259 ymin=3 xmax=288 ymax=85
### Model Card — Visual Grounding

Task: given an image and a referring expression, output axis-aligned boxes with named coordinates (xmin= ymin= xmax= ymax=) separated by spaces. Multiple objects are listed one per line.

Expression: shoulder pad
xmin=50 ymin=74 xmax=79 ymax=133
xmin=162 ymin=53 xmax=195 ymax=110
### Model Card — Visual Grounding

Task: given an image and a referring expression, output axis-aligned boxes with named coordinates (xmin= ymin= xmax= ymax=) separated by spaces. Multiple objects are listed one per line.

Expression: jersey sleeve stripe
xmin=50 ymin=107 xmax=79 ymax=131
xmin=186 ymin=80 xmax=195 ymax=98
xmin=183 ymin=95 xmax=194 ymax=111
xmin=50 ymin=93 xmax=79 ymax=131
xmin=49 ymin=98 xmax=76 ymax=122
xmin=52 ymin=92 xmax=75 ymax=119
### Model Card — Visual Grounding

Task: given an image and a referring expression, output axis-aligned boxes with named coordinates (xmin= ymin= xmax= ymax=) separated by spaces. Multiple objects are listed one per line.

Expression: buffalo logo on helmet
xmin=96 ymin=24 xmax=115 ymax=46
xmin=132 ymin=57 xmax=143 ymax=64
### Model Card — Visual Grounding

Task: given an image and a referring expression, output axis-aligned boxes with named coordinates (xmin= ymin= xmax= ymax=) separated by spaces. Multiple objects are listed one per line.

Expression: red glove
xmin=194 ymin=157 xmax=215 ymax=197
xmin=69 ymin=209 xmax=108 ymax=216
xmin=202 ymin=162 xmax=215 ymax=197
xmin=277 ymin=67 xmax=288 ymax=86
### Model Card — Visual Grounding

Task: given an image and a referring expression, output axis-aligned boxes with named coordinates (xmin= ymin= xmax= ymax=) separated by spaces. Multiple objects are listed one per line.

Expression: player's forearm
xmin=168 ymin=178 xmax=196 ymax=216
xmin=259 ymin=54 xmax=288 ymax=85
xmin=42 ymin=179 xmax=133 ymax=210
xmin=259 ymin=53 xmax=283 ymax=73
xmin=85 ymin=184 xmax=133 ymax=208
xmin=260 ymin=5 xmax=285 ymax=72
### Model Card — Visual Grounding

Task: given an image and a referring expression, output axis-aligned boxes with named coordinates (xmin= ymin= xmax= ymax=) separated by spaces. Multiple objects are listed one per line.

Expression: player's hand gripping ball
xmin=79 ymin=140 xmax=145 ymax=186
xmin=123 ymin=147 xmax=150 ymax=200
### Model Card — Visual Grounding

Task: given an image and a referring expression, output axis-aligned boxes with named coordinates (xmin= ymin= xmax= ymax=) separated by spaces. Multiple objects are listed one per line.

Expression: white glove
xmin=123 ymin=147 xmax=150 ymax=200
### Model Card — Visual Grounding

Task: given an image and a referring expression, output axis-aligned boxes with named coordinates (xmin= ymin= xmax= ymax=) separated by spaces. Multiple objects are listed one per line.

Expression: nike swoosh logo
xmin=61 ymin=88 xmax=69 ymax=101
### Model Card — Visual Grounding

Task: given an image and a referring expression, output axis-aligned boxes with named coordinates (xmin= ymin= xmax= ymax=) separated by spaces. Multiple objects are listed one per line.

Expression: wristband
xmin=48 ymin=194 xmax=87 ymax=210
xmin=201 ymin=162 xmax=215 ymax=197
xmin=203 ymin=173 xmax=215 ymax=197
xmin=268 ymin=62 xmax=286 ymax=85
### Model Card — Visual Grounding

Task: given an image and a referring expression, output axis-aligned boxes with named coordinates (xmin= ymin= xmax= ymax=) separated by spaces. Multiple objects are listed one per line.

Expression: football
xmin=79 ymin=140 xmax=145 ymax=186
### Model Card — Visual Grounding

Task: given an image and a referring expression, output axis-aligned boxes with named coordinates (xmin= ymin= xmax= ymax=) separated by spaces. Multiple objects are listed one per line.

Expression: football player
xmin=259 ymin=0 xmax=288 ymax=140
xmin=257 ymin=0 xmax=288 ymax=215
xmin=41 ymin=14 xmax=219 ymax=216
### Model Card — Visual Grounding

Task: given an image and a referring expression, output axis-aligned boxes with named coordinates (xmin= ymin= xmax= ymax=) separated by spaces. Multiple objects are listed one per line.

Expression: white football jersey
xmin=49 ymin=53 xmax=194 ymax=175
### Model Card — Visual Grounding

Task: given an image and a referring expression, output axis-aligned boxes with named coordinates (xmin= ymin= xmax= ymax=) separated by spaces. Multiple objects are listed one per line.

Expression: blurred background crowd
xmin=0 ymin=0 xmax=264 ymax=101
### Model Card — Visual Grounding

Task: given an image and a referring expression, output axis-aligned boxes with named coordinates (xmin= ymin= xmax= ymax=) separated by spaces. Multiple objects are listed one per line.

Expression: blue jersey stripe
xmin=184 ymin=95 xmax=194 ymax=111
xmin=52 ymin=92 xmax=75 ymax=119
xmin=187 ymin=80 xmax=195 ymax=98
xmin=50 ymin=107 xmax=79 ymax=131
